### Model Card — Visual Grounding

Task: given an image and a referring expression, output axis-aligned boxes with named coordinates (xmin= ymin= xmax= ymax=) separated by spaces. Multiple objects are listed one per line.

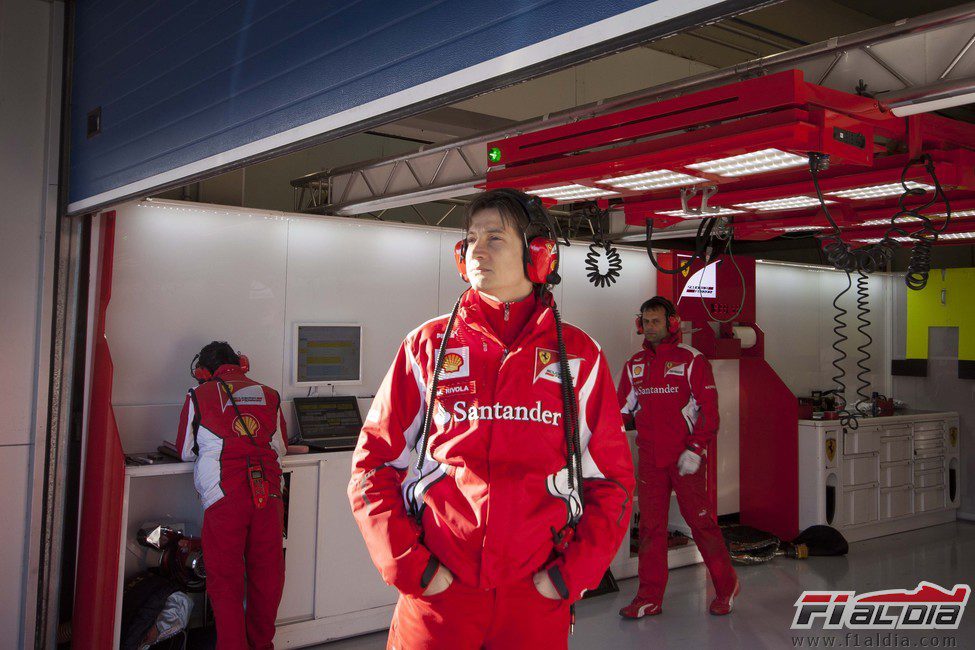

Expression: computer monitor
xmin=293 ymin=323 xmax=362 ymax=386
xmin=292 ymin=396 xmax=363 ymax=448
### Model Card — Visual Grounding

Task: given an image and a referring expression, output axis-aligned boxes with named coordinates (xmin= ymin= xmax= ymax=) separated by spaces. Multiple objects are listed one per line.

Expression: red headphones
xmin=454 ymin=236 xmax=558 ymax=284
xmin=192 ymin=352 xmax=250 ymax=382
xmin=635 ymin=299 xmax=681 ymax=336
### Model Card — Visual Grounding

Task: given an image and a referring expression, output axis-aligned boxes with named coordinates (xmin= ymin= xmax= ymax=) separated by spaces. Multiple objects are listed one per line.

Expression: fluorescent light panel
xmin=854 ymin=210 xmax=973 ymax=228
xmin=655 ymin=207 xmax=745 ymax=217
xmin=528 ymin=184 xmax=617 ymax=201
xmin=855 ymin=231 xmax=975 ymax=243
xmin=602 ymin=169 xmax=703 ymax=190
xmin=774 ymin=225 xmax=826 ymax=232
xmin=686 ymin=148 xmax=808 ymax=177
xmin=734 ymin=196 xmax=832 ymax=211
xmin=828 ymin=181 xmax=934 ymax=200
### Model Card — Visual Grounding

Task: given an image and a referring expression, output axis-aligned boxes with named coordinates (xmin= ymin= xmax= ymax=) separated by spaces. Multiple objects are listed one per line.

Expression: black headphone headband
xmin=640 ymin=296 xmax=675 ymax=319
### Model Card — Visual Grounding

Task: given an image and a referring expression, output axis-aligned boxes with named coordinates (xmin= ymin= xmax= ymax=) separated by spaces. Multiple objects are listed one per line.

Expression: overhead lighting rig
xmin=484 ymin=69 xmax=975 ymax=228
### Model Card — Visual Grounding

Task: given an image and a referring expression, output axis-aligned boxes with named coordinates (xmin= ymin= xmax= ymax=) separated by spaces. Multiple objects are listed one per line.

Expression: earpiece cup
xmin=454 ymin=240 xmax=469 ymax=283
xmin=526 ymin=237 xmax=558 ymax=284
xmin=668 ymin=315 xmax=681 ymax=334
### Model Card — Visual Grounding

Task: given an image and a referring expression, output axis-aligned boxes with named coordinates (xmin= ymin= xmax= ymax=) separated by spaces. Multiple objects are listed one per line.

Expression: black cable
xmin=809 ymin=153 xmax=891 ymax=274
xmin=809 ymin=152 xmax=951 ymax=289
xmin=854 ymin=271 xmax=873 ymax=415
xmin=878 ymin=154 xmax=952 ymax=291
xmin=585 ymin=241 xmax=622 ymax=288
xmin=644 ymin=215 xmax=722 ymax=274
xmin=687 ymin=228 xmax=746 ymax=324
xmin=413 ymin=297 xmax=462 ymax=480
xmin=582 ymin=206 xmax=623 ymax=288
xmin=828 ymin=272 xmax=858 ymax=430
xmin=552 ymin=302 xmax=583 ymax=517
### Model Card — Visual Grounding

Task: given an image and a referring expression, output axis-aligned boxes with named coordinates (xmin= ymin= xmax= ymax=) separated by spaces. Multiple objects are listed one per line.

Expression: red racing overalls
xmin=617 ymin=336 xmax=736 ymax=604
xmin=350 ymin=290 xmax=634 ymax=649
xmin=177 ymin=364 xmax=288 ymax=649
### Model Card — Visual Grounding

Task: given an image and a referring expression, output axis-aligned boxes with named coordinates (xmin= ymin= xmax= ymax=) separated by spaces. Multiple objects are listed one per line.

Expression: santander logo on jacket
xmin=349 ymin=289 xmax=634 ymax=602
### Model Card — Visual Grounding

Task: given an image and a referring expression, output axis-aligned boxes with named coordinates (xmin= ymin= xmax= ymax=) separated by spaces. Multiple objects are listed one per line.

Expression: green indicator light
xmin=488 ymin=147 xmax=502 ymax=163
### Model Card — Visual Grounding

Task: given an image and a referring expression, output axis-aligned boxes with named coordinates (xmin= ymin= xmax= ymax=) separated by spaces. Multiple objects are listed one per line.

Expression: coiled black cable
xmin=854 ymin=271 xmax=873 ymax=415
xmin=880 ymin=154 xmax=951 ymax=291
xmin=586 ymin=241 xmax=622 ymax=288
xmin=829 ymin=272 xmax=859 ymax=430
xmin=809 ymin=153 xmax=892 ymax=274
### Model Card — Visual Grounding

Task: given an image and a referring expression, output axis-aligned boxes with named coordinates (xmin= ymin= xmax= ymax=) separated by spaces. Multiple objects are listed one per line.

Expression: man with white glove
xmin=617 ymin=296 xmax=739 ymax=619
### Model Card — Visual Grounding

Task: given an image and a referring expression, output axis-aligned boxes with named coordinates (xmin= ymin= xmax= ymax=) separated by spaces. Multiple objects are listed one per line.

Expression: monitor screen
xmin=293 ymin=396 xmax=363 ymax=441
xmin=294 ymin=324 xmax=361 ymax=384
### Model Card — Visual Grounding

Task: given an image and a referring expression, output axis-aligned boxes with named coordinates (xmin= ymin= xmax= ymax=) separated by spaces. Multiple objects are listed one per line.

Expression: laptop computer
xmin=292 ymin=396 xmax=363 ymax=452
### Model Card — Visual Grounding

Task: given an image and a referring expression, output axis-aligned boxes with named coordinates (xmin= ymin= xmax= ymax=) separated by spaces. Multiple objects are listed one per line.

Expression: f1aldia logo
xmin=792 ymin=582 xmax=969 ymax=630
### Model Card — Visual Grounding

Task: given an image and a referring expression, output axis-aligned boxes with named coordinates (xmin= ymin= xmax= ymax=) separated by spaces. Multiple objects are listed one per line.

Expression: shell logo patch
xmin=440 ymin=347 xmax=470 ymax=378
xmin=632 ymin=364 xmax=645 ymax=379
xmin=665 ymin=362 xmax=686 ymax=377
xmin=233 ymin=414 xmax=260 ymax=438
xmin=443 ymin=353 xmax=463 ymax=373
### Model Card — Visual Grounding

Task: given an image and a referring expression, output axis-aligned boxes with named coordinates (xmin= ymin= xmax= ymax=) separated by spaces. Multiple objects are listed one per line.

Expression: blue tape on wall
xmin=68 ymin=0 xmax=730 ymax=212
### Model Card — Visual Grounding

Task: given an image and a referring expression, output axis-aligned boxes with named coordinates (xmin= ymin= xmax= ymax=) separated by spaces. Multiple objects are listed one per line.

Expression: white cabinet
xmin=798 ymin=412 xmax=960 ymax=543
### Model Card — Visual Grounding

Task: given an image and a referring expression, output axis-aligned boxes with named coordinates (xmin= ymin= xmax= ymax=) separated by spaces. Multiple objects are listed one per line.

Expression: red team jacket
xmin=176 ymin=365 xmax=288 ymax=509
xmin=349 ymin=290 xmax=634 ymax=601
xmin=617 ymin=335 xmax=720 ymax=467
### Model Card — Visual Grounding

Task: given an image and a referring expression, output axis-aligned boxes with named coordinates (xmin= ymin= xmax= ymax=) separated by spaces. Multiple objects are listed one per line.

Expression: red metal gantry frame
xmin=485 ymin=69 xmax=975 ymax=245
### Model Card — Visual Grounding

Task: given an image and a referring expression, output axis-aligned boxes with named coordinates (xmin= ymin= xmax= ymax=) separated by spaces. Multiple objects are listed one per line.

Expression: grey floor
xmin=310 ymin=521 xmax=975 ymax=649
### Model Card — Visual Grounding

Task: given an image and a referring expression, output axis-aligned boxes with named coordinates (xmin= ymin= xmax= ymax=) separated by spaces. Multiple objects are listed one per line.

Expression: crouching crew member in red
xmin=617 ymin=297 xmax=739 ymax=619
xmin=176 ymin=341 xmax=288 ymax=649
xmin=349 ymin=189 xmax=634 ymax=649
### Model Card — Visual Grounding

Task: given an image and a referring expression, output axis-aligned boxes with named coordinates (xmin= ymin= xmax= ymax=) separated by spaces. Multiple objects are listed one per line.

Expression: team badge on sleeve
xmin=665 ymin=362 xmax=686 ymax=377
xmin=534 ymin=348 xmax=582 ymax=385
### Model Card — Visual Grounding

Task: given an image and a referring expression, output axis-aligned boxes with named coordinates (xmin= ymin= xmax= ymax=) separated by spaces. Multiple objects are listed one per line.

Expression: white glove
xmin=677 ymin=449 xmax=702 ymax=476
xmin=422 ymin=563 xmax=454 ymax=596
xmin=533 ymin=570 xmax=562 ymax=600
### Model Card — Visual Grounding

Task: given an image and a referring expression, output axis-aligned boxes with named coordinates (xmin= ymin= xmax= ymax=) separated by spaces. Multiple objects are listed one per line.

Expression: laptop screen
xmin=293 ymin=396 xmax=363 ymax=442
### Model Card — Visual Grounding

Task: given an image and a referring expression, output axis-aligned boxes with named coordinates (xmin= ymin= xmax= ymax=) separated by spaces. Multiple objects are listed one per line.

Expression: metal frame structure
xmin=291 ymin=4 xmax=975 ymax=235
xmin=486 ymin=68 xmax=975 ymax=245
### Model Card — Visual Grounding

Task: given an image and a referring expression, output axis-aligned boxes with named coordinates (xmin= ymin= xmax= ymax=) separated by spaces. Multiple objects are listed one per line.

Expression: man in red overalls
xmin=349 ymin=189 xmax=634 ymax=649
xmin=617 ymin=297 xmax=739 ymax=618
xmin=176 ymin=341 xmax=288 ymax=648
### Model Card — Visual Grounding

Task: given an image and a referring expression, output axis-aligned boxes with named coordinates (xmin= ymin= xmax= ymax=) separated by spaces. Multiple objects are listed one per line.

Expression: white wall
xmin=756 ymin=263 xmax=892 ymax=406
xmin=0 ymin=0 xmax=62 ymax=645
xmin=107 ymin=200 xmax=657 ymax=453
xmin=108 ymin=201 xmax=896 ymax=459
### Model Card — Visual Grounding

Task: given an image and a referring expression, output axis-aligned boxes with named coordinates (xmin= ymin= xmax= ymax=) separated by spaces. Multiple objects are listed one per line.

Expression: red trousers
xmin=202 ymin=490 xmax=285 ymax=650
xmin=387 ymin=576 xmax=570 ymax=650
xmin=636 ymin=455 xmax=737 ymax=602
